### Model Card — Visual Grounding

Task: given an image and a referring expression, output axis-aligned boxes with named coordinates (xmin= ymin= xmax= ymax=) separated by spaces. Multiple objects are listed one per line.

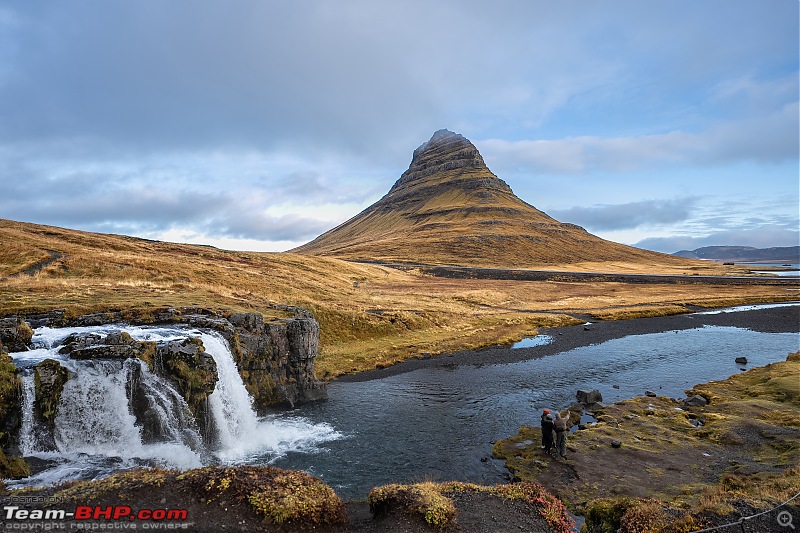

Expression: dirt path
xmin=11 ymin=249 xmax=64 ymax=277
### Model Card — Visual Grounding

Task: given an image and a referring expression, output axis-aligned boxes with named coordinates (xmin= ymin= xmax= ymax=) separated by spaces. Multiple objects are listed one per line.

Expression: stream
xmin=5 ymin=306 xmax=799 ymax=499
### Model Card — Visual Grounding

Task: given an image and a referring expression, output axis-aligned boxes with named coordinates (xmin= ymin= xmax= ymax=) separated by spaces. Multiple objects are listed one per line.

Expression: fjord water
xmin=6 ymin=317 xmax=799 ymax=499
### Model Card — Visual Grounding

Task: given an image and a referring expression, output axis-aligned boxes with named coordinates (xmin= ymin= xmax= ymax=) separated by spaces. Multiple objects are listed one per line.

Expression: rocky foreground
xmin=496 ymin=351 xmax=800 ymax=532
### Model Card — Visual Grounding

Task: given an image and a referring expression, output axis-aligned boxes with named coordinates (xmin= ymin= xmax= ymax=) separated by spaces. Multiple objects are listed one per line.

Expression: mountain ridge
xmin=674 ymin=245 xmax=800 ymax=263
xmin=293 ymin=129 xmax=690 ymax=268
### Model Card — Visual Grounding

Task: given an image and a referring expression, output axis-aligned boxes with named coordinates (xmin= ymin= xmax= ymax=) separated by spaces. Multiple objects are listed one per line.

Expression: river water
xmin=273 ymin=323 xmax=799 ymax=498
xmin=6 ymin=308 xmax=800 ymax=499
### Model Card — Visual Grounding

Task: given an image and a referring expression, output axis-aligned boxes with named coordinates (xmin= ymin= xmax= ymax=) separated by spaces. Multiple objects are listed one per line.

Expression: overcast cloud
xmin=0 ymin=1 xmax=797 ymax=253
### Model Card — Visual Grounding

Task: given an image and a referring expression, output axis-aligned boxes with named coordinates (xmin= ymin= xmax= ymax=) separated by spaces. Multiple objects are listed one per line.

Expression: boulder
xmin=0 ymin=318 xmax=33 ymax=353
xmin=735 ymin=356 xmax=748 ymax=365
xmin=645 ymin=390 xmax=657 ymax=397
xmin=611 ymin=440 xmax=622 ymax=448
xmin=577 ymin=389 xmax=603 ymax=405
xmin=63 ymin=331 xmax=155 ymax=361
xmin=72 ymin=312 xmax=121 ymax=327
xmin=684 ymin=395 xmax=708 ymax=407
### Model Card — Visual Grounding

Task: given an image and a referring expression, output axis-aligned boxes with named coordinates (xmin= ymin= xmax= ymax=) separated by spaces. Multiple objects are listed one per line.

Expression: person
xmin=553 ymin=410 xmax=570 ymax=459
xmin=540 ymin=409 xmax=553 ymax=450
xmin=542 ymin=414 xmax=555 ymax=455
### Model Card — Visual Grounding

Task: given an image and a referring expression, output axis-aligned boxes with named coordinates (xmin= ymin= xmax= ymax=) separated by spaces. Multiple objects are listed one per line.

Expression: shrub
xmin=368 ymin=482 xmax=457 ymax=529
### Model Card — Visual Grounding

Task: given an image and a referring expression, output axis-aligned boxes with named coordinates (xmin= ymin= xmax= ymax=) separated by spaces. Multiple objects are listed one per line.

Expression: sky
xmin=0 ymin=1 xmax=797 ymax=255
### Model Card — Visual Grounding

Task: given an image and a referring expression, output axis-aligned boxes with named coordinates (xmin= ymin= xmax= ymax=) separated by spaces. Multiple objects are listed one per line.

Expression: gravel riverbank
xmin=338 ymin=304 xmax=799 ymax=383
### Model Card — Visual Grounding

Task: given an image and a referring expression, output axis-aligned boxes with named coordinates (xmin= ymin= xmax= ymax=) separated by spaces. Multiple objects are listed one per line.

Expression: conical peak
xmin=390 ymin=129 xmax=500 ymax=194
xmin=406 ymin=129 xmax=485 ymax=175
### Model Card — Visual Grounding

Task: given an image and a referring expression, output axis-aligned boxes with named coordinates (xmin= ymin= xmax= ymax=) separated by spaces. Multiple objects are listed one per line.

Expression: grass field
xmin=1 ymin=219 xmax=796 ymax=378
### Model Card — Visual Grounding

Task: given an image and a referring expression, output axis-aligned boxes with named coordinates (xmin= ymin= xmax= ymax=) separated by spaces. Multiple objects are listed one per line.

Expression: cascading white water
xmin=201 ymin=332 xmax=259 ymax=451
xmin=54 ymin=359 xmax=144 ymax=455
xmin=7 ymin=325 xmax=340 ymax=489
xmin=19 ymin=373 xmax=37 ymax=456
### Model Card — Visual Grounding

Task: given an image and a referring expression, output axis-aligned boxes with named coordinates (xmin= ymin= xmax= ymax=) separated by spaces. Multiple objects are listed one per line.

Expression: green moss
xmin=368 ymin=481 xmax=574 ymax=532
xmin=159 ymin=339 xmax=217 ymax=418
xmin=136 ymin=342 xmax=157 ymax=371
xmin=54 ymin=468 xmax=172 ymax=502
xmin=0 ymin=447 xmax=29 ymax=479
xmin=368 ymin=482 xmax=457 ymax=529
xmin=248 ymin=471 xmax=346 ymax=526
xmin=178 ymin=466 xmax=349 ymax=527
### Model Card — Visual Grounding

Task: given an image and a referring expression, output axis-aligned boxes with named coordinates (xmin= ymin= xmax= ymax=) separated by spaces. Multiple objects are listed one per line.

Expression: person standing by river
xmin=553 ymin=410 xmax=570 ymax=459
xmin=541 ymin=410 xmax=555 ymax=455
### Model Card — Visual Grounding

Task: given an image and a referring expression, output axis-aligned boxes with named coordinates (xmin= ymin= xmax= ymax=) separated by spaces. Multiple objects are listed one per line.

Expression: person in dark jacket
xmin=553 ymin=410 xmax=570 ymax=459
xmin=540 ymin=409 xmax=554 ymax=455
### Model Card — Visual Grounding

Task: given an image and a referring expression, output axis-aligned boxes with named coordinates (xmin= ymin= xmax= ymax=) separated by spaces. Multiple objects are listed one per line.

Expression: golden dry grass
xmin=1 ymin=219 xmax=796 ymax=378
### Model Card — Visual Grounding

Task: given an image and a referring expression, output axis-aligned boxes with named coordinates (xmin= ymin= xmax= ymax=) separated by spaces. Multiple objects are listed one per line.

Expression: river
xmin=6 ymin=305 xmax=800 ymax=499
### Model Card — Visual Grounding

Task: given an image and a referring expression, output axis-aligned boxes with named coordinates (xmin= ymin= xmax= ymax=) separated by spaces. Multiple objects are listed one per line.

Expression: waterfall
xmin=5 ymin=324 xmax=341 ymax=489
xmin=200 ymin=332 xmax=259 ymax=452
xmin=19 ymin=372 xmax=38 ymax=455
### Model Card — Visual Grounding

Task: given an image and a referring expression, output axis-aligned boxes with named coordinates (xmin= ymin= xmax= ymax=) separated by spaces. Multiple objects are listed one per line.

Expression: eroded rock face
xmin=226 ymin=312 xmax=327 ymax=412
xmin=153 ymin=338 xmax=218 ymax=421
xmin=0 ymin=354 xmax=22 ymax=450
xmin=34 ymin=359 xmax=71 ymax=434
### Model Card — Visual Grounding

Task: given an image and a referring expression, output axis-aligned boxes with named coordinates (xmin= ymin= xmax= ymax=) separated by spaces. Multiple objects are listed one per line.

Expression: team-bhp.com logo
xmin=4 ymin=505 xmax=188 ymax=529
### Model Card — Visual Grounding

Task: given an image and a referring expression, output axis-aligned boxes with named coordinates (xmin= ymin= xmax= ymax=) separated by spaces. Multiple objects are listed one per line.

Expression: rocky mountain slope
xmin=293 ymin=129 xmax=691 ymax=268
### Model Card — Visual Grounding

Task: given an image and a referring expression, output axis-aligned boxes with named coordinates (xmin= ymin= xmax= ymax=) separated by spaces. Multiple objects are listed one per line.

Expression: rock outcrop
xmin=0 ymin=353 xmax=27 ymax=478
xmin=152 ymin=337 xmax=218 ymax=422
xmin=0 ymin=317 xmax=33 ymax=353
xmin=60 ymin=331 xmax=156 ymax=361
xmin=33 ymin=359 xmax=71 ymax=433
xmin=0 ymin=354 xmax=22 ymax=450
xmin=227 ymin=312 xmax=327 ymax=411
xmin=11 ymin=307 xmax=327 ymax=414
xmin=0 ymin=306 xmax=327 ymax=464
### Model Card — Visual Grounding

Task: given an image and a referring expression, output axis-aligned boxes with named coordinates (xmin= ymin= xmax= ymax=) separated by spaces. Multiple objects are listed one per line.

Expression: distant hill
xmin=293 ymin=129 xmax=690 ymax=268
xmin=673 ymin=246 xmax=800 ymax=263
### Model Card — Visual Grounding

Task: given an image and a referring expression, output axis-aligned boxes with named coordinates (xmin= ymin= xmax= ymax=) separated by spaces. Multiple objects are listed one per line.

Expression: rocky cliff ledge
xmin=0 ymin=307 xmax=327 ymax=452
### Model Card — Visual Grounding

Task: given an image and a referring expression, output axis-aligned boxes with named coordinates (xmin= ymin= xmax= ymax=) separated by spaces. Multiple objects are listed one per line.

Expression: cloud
xmin=0 ymin=168 xmax=337 ymax=243
xmin=0 ymin=1 xmax=796 ymax=252
xmin=203 ymin=212 xmax=332 ymax=243
xmin=478 ymin=103 xmax=798 ymax=176
xmin=550 ymin=198 xmax=696 ymax=231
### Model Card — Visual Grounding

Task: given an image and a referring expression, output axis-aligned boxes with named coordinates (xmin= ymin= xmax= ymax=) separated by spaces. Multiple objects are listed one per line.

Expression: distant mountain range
xmin=293 ymin=129 xmax=690 ymax=268
xmin=673 ymin=246 xmax=800 ymax=263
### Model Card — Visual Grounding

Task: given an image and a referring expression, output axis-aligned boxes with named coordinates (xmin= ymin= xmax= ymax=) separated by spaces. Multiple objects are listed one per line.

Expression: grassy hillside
xmin=1 ymin=219 xmax=794 ymax=378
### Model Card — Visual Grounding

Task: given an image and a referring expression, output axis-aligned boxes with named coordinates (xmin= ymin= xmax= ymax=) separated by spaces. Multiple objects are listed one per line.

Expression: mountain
xmin=293 ymin=129 xmax=689 ymax=268
xmin=674 ymin=246 xmax=800 ymax=263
